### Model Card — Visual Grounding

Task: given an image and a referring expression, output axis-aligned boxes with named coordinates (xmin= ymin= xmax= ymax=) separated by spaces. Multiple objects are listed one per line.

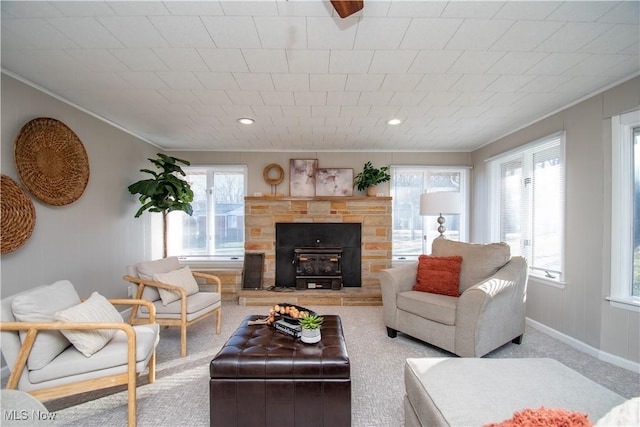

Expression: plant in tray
xmin=299 ymin=313 xmax=324 ymax=344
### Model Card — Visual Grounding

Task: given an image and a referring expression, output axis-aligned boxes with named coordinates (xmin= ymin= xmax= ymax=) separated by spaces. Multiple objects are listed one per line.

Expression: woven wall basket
xmin=1 ymin=175 xmax=36 ymax=254
xmin=14 ymin=118 xmax=89 ymax=206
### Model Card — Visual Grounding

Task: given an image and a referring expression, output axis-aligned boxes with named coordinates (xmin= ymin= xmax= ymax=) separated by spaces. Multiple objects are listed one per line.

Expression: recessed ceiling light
xmin=237 ymin=118 xmax=255 ymax=125
xmin=387 ymin=118 xmax=402 ymax=126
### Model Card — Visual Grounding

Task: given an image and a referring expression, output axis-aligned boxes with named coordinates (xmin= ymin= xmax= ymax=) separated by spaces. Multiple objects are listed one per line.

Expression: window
xmin=166 ymin=165 xmax=247 ymax=259
xmin=488 ymin=132 xmax=565 ymax=282
xmin=611 ymin=110 xmax=640 ymax=309
xmin=391 ymin=166 xmax=469 ymax=259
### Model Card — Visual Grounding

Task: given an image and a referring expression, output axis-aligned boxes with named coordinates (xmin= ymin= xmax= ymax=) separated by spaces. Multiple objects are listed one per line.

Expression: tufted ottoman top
xmin=210 ymin=315 xmax=350 ymax=380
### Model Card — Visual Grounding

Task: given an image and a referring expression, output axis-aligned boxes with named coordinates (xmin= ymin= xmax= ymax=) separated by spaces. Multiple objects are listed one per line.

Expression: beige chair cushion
xmin=55 ymin=292 xmax=124 ymax=357
xmin=11 ymin=280 xmax=80 ymax=370
xmin=153 ymin=266 xmax=200 ymax=306
xmin=432 ymin=238 xmax=511 ymax=292
xmin=134 ymin=257 xmax=181 ymax=301
xmin=397 ymin=291 xmax=457 ymax=326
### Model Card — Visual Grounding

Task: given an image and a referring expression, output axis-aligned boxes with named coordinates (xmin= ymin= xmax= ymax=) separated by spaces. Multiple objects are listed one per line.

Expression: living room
xmin=1 ymin=1 xmax=639 ymax=426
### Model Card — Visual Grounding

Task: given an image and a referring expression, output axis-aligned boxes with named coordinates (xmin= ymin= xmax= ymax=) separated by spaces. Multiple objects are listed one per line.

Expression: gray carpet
xmin=36 ymin=303 xmax=639 ymax=426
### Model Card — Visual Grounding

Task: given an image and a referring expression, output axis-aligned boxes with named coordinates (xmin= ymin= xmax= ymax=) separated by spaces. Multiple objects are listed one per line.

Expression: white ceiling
xmin=2 ymin=1 xmax=638 ymax=152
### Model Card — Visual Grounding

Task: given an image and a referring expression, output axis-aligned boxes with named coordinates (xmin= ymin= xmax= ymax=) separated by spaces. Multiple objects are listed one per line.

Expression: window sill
xmin=529 ymin=274 xmax=566 ymax=289
xmin=178 ymin=256 xmax=244 ymax=270
xmin=606 ymin=296 xmax=640 ymax=312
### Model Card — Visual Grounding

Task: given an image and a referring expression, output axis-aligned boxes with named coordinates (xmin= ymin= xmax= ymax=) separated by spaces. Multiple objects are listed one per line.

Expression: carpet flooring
xmin=30 ymin=303 xmax=640 ymax=426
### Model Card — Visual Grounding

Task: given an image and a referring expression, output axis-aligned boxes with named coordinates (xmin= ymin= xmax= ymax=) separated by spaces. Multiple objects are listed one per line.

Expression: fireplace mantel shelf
xmin=246 ymin=196 xmax=391 ymax=201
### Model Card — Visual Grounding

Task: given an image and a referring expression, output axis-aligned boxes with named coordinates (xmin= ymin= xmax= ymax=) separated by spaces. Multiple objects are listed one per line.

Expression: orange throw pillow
xmin=484 ymin=407 xmax=593 ymax=427
xmin=413 ymin=255 xmax=462 ymax=297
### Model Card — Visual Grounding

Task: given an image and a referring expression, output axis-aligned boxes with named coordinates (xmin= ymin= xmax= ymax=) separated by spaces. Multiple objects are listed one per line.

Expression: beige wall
xmin=1 ymin=74 xmax=158 ymax=300
xmin=471 ymin=76 xmax=640 ymax=365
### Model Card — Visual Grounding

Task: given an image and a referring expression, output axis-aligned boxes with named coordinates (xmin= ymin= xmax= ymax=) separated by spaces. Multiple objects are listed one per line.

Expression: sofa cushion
xmin=11 ymin=280 xmax=80 ymax=370
xmin=432 ymin=238 xmax=511 ymax=292
xmin=153 ymin=266 xmax=200 ymax=305
xmin=397 ymin=291 xmax=457 ymax=326
xmin=414 ymin=255 xmax=462 ymax=297
xmin=54 ymin=292 xmax=124 ymax=357
xmin=134 ymin=256 xmax=181 ymax=301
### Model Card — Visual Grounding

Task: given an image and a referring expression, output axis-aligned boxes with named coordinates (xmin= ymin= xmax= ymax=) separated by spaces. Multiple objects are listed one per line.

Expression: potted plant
xmin=128 ymin=153 xmax=194 ymax=258
xmin=299 ymin=313 xmax=324 ymax=344
xmin=354 ymin=161 xmax=391 ymax=196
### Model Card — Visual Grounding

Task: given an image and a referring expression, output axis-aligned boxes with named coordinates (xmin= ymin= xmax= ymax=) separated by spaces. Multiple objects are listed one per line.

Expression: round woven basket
xmin=14 ymin=118 xmax=89 ymax=206
xmin=1 ymin=175 xmax=36 ymax=254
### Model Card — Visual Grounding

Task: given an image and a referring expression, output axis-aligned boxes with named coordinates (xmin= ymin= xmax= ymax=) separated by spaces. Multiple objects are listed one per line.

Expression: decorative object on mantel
xmin=1 ymin=174 xmax=36 ymax=254
xmin=14 ymin=117 xmax=89 ymax=206
xmin=127 ymin=153 xmax=193 ymax=258
xmin=354 ymin=161 xmax=391 ymax=196
xmin=316 ymin=168 xmax=354 ymax=196
xmin=290 ymin=159 xmax=317 ymax=197
xmin=262 ymin=163 xmax=284 ymax=197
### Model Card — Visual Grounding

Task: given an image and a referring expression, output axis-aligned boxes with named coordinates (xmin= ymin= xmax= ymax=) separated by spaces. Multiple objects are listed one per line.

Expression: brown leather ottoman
xmin=210 ymin=315 xmax=350 ymax=427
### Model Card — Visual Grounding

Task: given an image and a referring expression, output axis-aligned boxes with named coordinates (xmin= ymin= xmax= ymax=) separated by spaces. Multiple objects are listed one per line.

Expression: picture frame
xmin=289 ymin=159 xmax=318 ymax=197
xmin=315 ymin=168 xmax=354 ymax=197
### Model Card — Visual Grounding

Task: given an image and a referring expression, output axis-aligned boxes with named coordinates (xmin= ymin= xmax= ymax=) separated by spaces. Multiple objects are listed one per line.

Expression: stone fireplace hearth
xmin=244 ymin=196 xmax=392 ymax=291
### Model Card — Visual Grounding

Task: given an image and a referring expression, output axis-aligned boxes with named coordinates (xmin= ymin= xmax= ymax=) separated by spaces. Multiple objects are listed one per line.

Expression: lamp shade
xmin=420 ymin=191 xmax=461 ymax=216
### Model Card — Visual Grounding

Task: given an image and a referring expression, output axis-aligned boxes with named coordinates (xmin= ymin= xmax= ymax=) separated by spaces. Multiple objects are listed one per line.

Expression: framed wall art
xmin=315 ymin=168 xmax=354 ymax=197
xmin=289 ymin=159 xmax=318 ymax=197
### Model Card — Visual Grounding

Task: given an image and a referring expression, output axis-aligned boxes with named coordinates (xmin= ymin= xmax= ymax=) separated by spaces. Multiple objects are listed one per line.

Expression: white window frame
xmin=390 ymin=165 xmax=470 ymax=261
xmin=610 ymin=110 xmax=640 ymax=311
xmin=167 ymin=164 xmax=247 ymax=266
xmin=487 ymin=131 xmax=566 ymax=285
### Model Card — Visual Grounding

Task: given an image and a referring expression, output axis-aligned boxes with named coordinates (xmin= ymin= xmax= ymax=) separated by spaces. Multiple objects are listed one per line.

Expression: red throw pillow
xmin=484 ymin=407 xmax=593 ymax=427
xmin=413 ymin=255 xmax=463 ymax=297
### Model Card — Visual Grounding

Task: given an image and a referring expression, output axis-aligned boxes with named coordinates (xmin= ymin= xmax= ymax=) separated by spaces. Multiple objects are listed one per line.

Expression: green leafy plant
xmin=353 ymin=161 xmax=391 ymax=191
xmin=128 ymin=153 xmax=194 ymax=257
xmin=299 ymin=313 xmax=324 ymax=330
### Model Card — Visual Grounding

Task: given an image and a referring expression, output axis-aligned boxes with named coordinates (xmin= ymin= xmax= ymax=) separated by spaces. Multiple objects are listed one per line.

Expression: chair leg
xmin=128 ymin=376 xmax=137 ymax=427
xmin=216 ymin=307 xmax=221 ymax=335
xmin=512 ymin=334 xmax=523 ymax=345
xmin=148 ymin=351 xmax=156 ymax=384
xmin=180 ymin=325 xmax=187 ymax=357
xmin=386 ymin=327 xmax=397 ymax=338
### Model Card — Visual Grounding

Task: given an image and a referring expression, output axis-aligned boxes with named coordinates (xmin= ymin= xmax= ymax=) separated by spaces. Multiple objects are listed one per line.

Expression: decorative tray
xmin=270 ymin=303 xmax=316 ymax=325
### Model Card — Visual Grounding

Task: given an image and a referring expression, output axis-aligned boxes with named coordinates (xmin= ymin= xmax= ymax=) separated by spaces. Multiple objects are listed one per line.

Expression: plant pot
xmin=366 ymin=186 xmax=377 ymax=197
xmin=300 ymin=327 xmax=321 ymax=344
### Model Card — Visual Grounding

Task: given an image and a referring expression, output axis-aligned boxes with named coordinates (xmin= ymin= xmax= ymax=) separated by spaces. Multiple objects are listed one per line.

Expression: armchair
xmin=123 ymin=256 xmax=222 ymax=357
xmin=0 ymin=280 xmax=159 ymax=427
xmin=380 ymin=238 xmax=528 ymax=357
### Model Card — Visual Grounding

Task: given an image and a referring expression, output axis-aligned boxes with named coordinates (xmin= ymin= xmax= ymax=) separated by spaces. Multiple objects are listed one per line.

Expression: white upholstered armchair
xmin=380 ymin=238 xmax=528 ymax=357
xmin=123 ymin=256 xmax=222 ymax=357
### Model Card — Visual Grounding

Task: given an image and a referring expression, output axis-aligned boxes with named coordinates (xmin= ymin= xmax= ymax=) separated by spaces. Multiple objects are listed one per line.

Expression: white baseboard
xmin=526 ymin=317 xmax=640 ymax=373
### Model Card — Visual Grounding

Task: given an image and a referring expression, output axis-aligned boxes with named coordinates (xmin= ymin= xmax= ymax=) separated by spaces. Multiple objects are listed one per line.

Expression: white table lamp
xmin=420 ymin=192 xmax=461 ymax=238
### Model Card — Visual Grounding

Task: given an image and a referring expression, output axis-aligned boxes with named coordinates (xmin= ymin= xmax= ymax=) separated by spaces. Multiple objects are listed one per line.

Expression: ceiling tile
xmin=153 ymin=48 xmax=209 ymax=72
xmin=233 ymin=73 xmax=274 ymax=91
xmin=163 ymin=1 xmax=224 ymax=16
xmin=118 ymin=71 xmax=168 ymax=89
xmin=388 ymin=92 xmax=427 ymax=106
xmin=201 ymin=16 xmax=261 ymax=48
xmin=485 ymin=74 xmax=536 ymax=92
xmin=327 ymin=91 xmax=361 ymax=106
xmin=400 ymin=18 xmax=463 ymax=49
xmin=491 ymin=20 xmax=564 ymax=51
xmin=421 ymin=92 xmax=461 ymax=107
xmin=380 ymin=74 xmax=424 ymax=91
xmin=345 ymin=74 xmax=385 ymax=91
xmin=195 ymin=72 xmax=240 ymax=90
xmin=310 ymin=74 xmax=347 ymax=91
xmin=448 ymin=51 xmax=505 ymax=73
xmin=415 ymin=74 xmax=462 ymax=91
xmin=281 ymin=105 xmax=312 ymax=117
xmin=149 ymin=16 xmax=215 ymax=48
xmin=536 ymin=22 xmax=614 ymax=52
xmin=251 ymin=105 xmax=283 ymax=117
xmin=271 ymin=73 xmax=309 ymax=91
xmin=286 ymin=49 xmax=330 ymax=73
xmin=518 ymin=75 xmax=573 ymax=93
xmin=548 ymin=2 xmax=617 ymax=22
xmin=109 ymin=48 xmax=168 ymax=71
xmin=194 ymin=89 xmax=233 ymax=105
xmin=2 ymin=18 xmax=77 ymax=49
xmin=486 ymin=51 xmax=549 ymax=74
xmin=450 ymin=74 xmax=499 ymax=91
xmin=354 ymin=17 xmax=411 ymax=49
xmin=198 ymin=49 xmax=248 ymax=72
xmin=409 ymin=50 xmax=462 ymax=73
xmin=99 ymin=16 xmax=169 ymax=48
xmin=107 ymin=1 xmax=170 ymax=16
xmin=48 ymin=17 xmax=124 ymax=48
xmin=598 ymin=1 xmax=639 ymax=25
xmin=387 ymin=1 xmax=448 ymax=17
xmin=580 ymin=24 xmax=640 ymax=53
xmin=276 ymin=0 xmax=333 ymax=17
xmin=307 ymin=17 xmax=358 ymax=49
xmin=369 ymin=50 xmax=418 ymax=73
xmin=156 ymin=71 xmax=204 ymax=89
xmin=293 ymin=92 xmax=327 ymax=106
xmin=357 ymin=91 xmax=394 ymax=106
xmin=312 ymin=105 xmax=341 ymax=117
xmin=451 ymin=91 xmax=494 ymax=106
xmin=446 ymin=18 xmax=513 ymax=50
xmin=565 ymin=54 xmax=630 ymax=77
xmin=442 ymin=1 xmax=506 ymax=19
xmin=64 ymin=49 xmax=128 ymax=71
xmin=227 ymin=90 xmax=265 ymax=106
xmin=329 ymin=50 xmax=374 ymax=73
xmin=340 ymin=106 xmax=372 ymax=118
xmin=157 ymin=89 xmax=201 ymax=105
xmin=254 ymin=17 xmax=307 ymax=49
xmin=525 ymin=53 xmax=591 ymax=75
xmin=242 ymin=49 xmax=288 ymax=72
xmin=260 ymin=91 xmax=295 ymax=106
xmin=493 ymin=1 xmax=560 ymax=20
xmin=220 ymin=1 xmax=278 ymax=17
xmin=1 ymin=1 xmax=64 ymax=18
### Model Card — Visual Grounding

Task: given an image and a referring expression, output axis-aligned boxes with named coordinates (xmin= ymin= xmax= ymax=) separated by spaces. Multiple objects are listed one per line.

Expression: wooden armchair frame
xmin=123 ymin=271 xmax=222 ymax=357
xmin=0 ymin=299 xmax=156 ymax=427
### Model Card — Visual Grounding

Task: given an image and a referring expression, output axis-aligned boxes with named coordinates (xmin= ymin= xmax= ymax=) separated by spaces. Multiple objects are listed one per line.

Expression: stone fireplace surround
xmin=244 ymin=196 xmax=392 ymax=291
